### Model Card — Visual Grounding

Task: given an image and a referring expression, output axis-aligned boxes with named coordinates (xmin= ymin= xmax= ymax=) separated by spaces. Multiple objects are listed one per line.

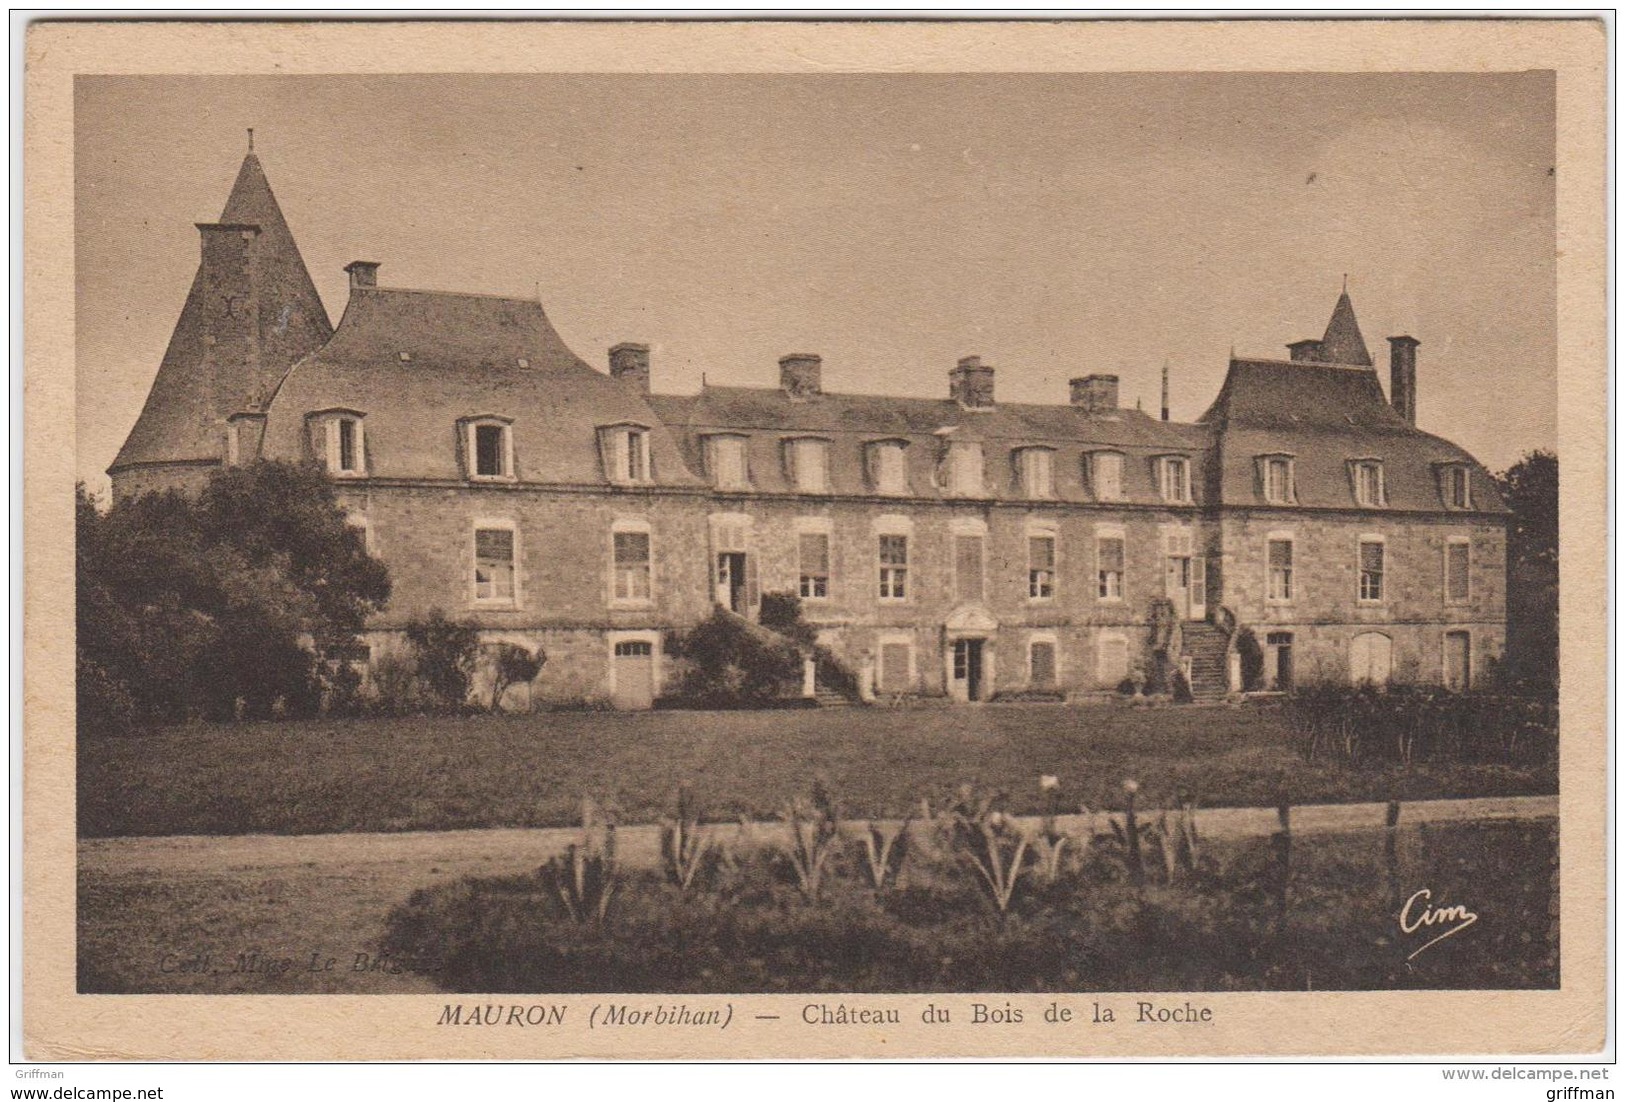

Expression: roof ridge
xmin=352 ymin=285 xmax=544 ymax=305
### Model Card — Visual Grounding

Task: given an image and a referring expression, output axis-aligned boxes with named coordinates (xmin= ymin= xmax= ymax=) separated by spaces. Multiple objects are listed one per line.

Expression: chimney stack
xmin=950 ymin=355 xmax=996 ymax=409
xmin=609 ymin=343 xmax=651 ymax=393
xmin=344 ymin=260 xmax=381 ymax=289
xmin=1069 ymin=374 xmax=1119 ymax=413
xmin=1287 ymin=339 xmax=1323 ymax=362
xmin=779 ymin=353 xmax=822 ymax=399
xmin=1388 ymin=336 xmax=1418 ymax=425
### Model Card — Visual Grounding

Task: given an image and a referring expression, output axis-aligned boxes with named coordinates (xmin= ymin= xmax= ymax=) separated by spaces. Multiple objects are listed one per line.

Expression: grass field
xmin=78 ymin=702 xmax=1556 ymax=837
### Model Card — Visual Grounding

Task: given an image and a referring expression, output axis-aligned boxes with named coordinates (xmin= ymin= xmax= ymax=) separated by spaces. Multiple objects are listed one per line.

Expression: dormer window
xmin=461 ymin=416 xmax=514 ymax=481
xmin=944 ymin=441 xmax=984 ymax=497
xmin=308 ymin=410 xmax=367 ymax=477
xmin=704 ymin=434 xmax=750 ymax=491
xmin=1088 ymin=451 xmax=1125 ymax=501
xmin=784 ymin=437 xmax=830 ymax=494
xmin=866 ymin=439 xmax=910 ymax=496
xmin=1258 ymin=454 xmax=1296 ymax=505
xmin=1015 ymin=447 xmax=1055 ymax=500
xmin=1157 ymin=456 xmax=1192 ymax=503
xmin=1350 ymin=459 xmax=1387 ymax=507
xmin=1439 ymin=463 xmax=1472 ymax=509
xmin=598 ymin=423 xmax=653 ymax=485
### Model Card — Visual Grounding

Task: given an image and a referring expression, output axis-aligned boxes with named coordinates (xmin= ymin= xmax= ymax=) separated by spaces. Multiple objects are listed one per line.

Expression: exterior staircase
xmin=814 ymin=686 xmax=858 ymax=708
xmin=1181 ymin=622 xmax=1232 ymax=704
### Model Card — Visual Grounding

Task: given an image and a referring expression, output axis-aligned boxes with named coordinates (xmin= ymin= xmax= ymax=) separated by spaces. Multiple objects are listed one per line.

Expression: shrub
xmin=674 ymin=606 xmax=803 ymax=706
xmin=484 ymin=641 xmax=545 ymax=713
xmin=1281 ymin=683 xmax=1556 ymax=767
xmin=404 ymin=610 xmax=481 ymax=710
xmin=757 ymin=591 xmax=818 ymax=648
xmin=1235 ymin=628 xmax=1265 ymax=691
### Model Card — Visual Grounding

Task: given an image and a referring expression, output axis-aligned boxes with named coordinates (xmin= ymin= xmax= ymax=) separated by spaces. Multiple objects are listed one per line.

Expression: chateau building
xmin=110 ymin=149 xmax=1508 ymax=708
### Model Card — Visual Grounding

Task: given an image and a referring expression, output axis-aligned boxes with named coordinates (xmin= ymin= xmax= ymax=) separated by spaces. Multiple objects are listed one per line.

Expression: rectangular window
xmin=1264 ymin=457 xmax=1293 ymax=504
xmin=1028 ymin=534 xmax=1057 ymax=599
xmin=1097 ymin=535 xmax=1125 ymax=600
xmin=1446 ymin=540 xmax=1471 ymax=603
xmin=1267 ymin=538 xmax=1294 ymax=601
xmin=954 ymin=535 xmax=984 ymax=603
xmin=872 ymin=443 xmax=907 ymax=495
xmin=1020 ymin=449 xmax=1054 ymax=499
xmin=948 ymin=443 xmax=984 ymax=496
xmin=337 ymin=418 xmax=358 ymax=473
xmin=1092 ymin=453 xmax=1124 ymax=501
xmin=878 ymin=534 xmax=908 ymax=600
xmin=798 ymin=532 xmax=830 ymax=599
xmin=474 ymin=527 xmax=515 ymax=603
xmin=1159 ymin=457 xmax=1191 ymax=503
xmin=1359 ymin=539 xmax=1385 ymax=602
xmin=1353 ymin=461 xmax=1385 ymax=507
xmin=791 ymin=439 xmax=830 ymax=493
xmin=1030 ymin=641 xmax=1057 ymax=687
xmin=625 ymin=430 xmax=648 ymax=482
xmin=613 ymin=530 xmax=652 ymax=602
xmin=1449 ymin=467 xmax=1471 ymax=509
xmin=475 ymin=424 xmax=506 ymax=478
xmin=710 ymin=437 xmax=748 ymax=490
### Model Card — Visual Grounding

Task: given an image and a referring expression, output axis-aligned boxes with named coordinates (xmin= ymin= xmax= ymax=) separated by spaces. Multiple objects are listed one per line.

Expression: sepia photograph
xmin=23 ymin=18 xmax=1607 ymax=1063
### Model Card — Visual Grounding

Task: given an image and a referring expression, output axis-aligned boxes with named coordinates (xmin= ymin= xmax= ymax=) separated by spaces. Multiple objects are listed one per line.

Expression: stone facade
xmin=109 ymin=149 xmax=1511 ymax=708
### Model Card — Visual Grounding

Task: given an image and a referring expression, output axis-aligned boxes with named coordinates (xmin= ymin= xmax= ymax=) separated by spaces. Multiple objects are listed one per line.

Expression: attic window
xmin=704 ymin=434 xmax=750 ymax=491
xmin=1350 ymin=459 xmax=1387 ymax=508
xmin=307 ymin=410 xmax=367 ymax=478
xmin=1014 ymin=447 xmax=1055 ymax=500
xmin=861 ymin=439 xmax=908 ymax=496
xmin=1088 ymin=451 xmax=1125 ymax=502
xmin=783 ymin=437 xmax=831 ymax=494
xmin=942 ymin=441 xmax=985 ymax=498
xmin=1439 ymin=464 xmax=1472 ymax=509
xmin=1257 ymin=454 xmax=1296 ymax=505
xmin=461 ymin=416 xmax=515 ymax=481
xmin=599 ymin=424 xmax=653 ymax=485
xmin=1156 ymin=456 xmax=1192 ymax=504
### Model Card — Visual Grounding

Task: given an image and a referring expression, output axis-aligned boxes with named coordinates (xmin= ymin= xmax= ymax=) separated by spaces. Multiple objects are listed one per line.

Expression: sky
xmin=75 ymin=73 xmax=1555 ymax=493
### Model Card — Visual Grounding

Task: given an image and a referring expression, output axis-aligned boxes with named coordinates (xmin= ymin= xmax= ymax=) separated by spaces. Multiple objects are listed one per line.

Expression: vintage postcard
xmin=22 ymin=19 xmax=1608 ymax=1060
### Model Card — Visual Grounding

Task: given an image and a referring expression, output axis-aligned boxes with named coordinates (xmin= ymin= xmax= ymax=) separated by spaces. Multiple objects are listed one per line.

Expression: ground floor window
xmin=1350 ymin=631 xmax=1392 ymax=686
xmin=877 ymin=638 xmax=913 ymax=695
xmin=1444 ymin=630 xmax=1471 ymax=691
xmin=1098 ymin=633 xmax=1129 ymax=686
xmin=1265 ymin=631 xmax=1294 ymax=691
xmin=1029 ymin=640 xmax=1057 ymax=687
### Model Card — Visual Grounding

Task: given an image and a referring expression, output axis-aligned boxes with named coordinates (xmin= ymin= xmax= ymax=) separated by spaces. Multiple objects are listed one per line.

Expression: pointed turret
xmin=1318 ymin=290 xmax=1373 ymax=367
xmin=109 ymin=143 xmax=333 ymax=497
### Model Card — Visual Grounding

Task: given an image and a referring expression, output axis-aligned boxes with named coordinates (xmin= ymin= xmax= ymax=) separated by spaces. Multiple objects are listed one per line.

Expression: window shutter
xmin=745 ymin=550 xmax=760 ymax=611
xmin=596 ymin=427 xmax=613 ymax=481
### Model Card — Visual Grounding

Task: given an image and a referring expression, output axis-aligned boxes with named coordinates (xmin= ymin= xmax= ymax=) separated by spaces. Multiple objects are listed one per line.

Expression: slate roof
xmin=262 ymin=285 xmax=701 ymax=487
xmin=1318 ymin=290 xmax=1373 ymax=367
xmin=111 ymin=153 xmax=333 ymax=471
xmin=648 ymin=385 xmax=1213 ymax=504
xmin=1200 ymin=356 xmax=1506 ymax=513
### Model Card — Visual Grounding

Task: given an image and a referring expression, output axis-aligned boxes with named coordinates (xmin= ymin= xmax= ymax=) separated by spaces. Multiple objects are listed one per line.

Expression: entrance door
xmin=1266 ymin=631 xmax=1294 ymax=691
xmin=1164 ymin=531 xmax=1206 ymax=620
xmin=1444 ymin=631 xmax=1471 ymax=691
xmin=953 ymin=638 xmax=985 ymax=701
xmin=716 ymin=552 xmax=747 ymax=613
xmin=611 ymin=640 xmax=655 ymax=710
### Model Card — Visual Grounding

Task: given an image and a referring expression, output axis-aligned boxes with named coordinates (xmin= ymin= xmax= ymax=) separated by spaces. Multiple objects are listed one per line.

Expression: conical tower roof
xmin=111 ymin=147 xmax=333 ymax=474
xmin=1318 ymin=290 xmax=1373 ymax=367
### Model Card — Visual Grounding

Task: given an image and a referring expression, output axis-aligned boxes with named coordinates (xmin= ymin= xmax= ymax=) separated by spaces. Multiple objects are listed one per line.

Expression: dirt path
xmin=81 ymin=792 xmax=1558 ymax=878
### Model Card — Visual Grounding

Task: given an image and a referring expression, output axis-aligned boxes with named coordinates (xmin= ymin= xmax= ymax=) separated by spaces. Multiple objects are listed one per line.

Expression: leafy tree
xmin=1495 ymin=450 xmax=1558 ymax=690
xmin=76 ymin=462 xmax=390 ymax=733
xmin=404 ymin=610 xmax=482 ymax=710
xmin=757 ymin=591 xmax=818 ymax=648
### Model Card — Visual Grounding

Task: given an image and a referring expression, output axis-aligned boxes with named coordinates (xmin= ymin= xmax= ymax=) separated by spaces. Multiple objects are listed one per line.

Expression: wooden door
xmin=612 ymin=641 xmax=655 ymax=710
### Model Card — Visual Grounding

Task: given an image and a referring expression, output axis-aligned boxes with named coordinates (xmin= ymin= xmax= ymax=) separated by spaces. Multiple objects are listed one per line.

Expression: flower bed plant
xmin=379 ymin=785 xmax=1556 ymax=994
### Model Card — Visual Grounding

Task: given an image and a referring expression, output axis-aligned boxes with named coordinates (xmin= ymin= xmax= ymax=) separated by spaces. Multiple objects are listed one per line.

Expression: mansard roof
xmin=262 ymin=284 xmax=700 ymax=486
xmin=1202 ymin=356 xmax=1506 ymax=513
xmin=649 ymin=385 xmax=1212 ymax=503
xmin=111 ymin=151 xmax=333 ymax=472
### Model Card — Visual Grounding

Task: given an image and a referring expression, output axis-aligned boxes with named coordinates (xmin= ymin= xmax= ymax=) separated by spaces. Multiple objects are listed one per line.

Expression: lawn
xmin=78 ymin=702 xmax=1557 ymax=837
